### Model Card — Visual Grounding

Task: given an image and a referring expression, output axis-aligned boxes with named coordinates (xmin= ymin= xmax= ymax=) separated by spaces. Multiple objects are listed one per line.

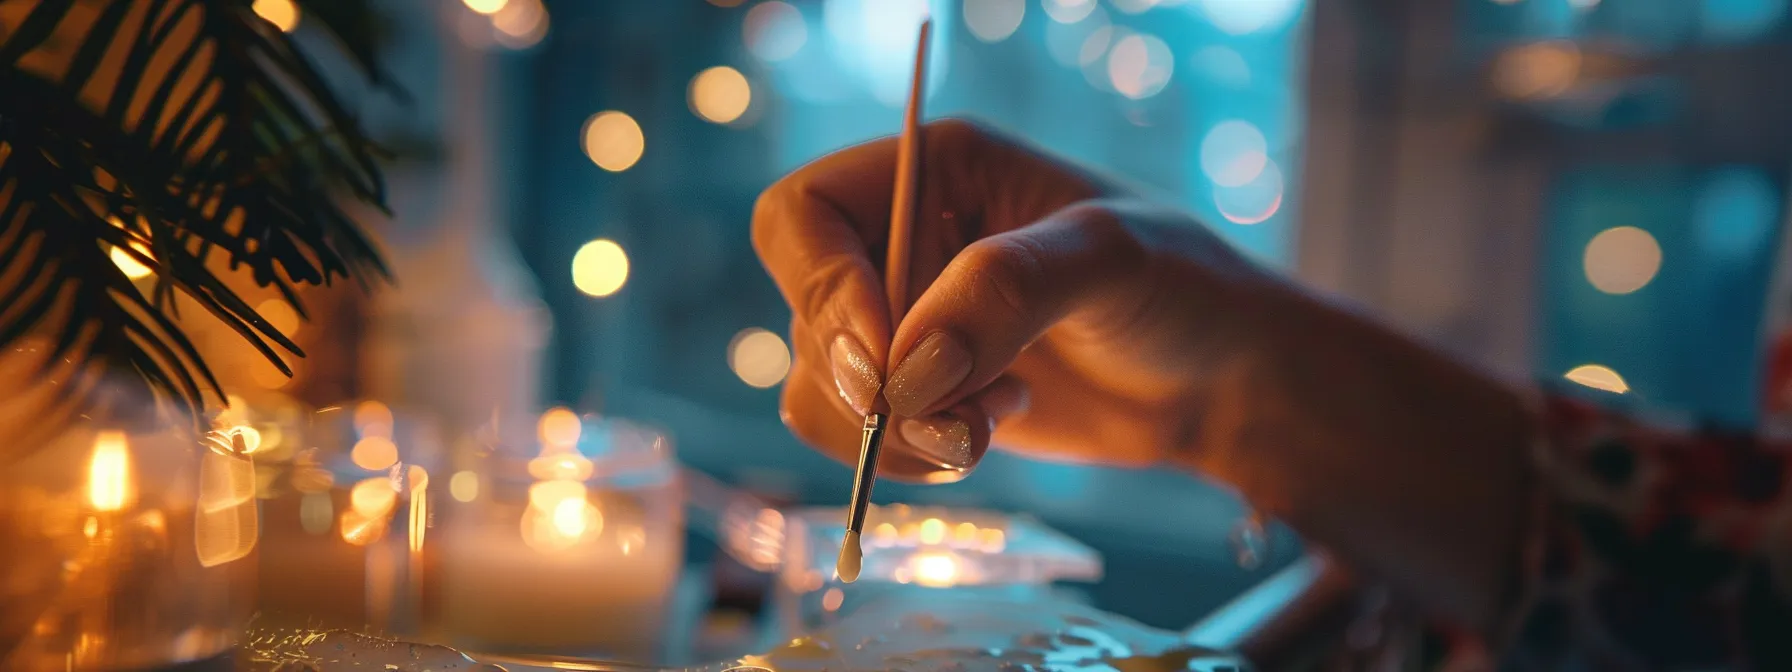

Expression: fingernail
xmin=885 ymin=332 xmax=973 ymax=416
xmin=830 ymin=334 xmax=881 ymax=415
xmin=899 ymin=416 xmax=976 ymax=470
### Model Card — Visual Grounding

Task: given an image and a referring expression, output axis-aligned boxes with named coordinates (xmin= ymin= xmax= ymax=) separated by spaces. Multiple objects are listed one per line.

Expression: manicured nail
xmin=884 ymin=332 xmax=973 ymax=417
xmin=829 ymin=334 xmax=880 ymax=415
xmin=899 ymin=415 xmax=977 ymax=471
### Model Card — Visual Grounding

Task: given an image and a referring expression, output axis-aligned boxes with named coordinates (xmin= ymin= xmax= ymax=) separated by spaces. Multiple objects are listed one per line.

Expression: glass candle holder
xmin=429 ymin=411 xmax=684 ymax=659
xmin=0 ymin=421 xmax=258 ymax=671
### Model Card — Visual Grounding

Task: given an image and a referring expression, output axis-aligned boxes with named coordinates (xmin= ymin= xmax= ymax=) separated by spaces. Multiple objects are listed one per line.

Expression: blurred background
xmin=10 ymin=0 xmax=1792 ymax=667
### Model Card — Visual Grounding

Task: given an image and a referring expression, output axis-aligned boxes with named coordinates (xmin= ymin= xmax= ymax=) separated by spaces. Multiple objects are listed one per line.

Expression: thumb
xmin=881 ymin=201 xmax=1153 ymax=417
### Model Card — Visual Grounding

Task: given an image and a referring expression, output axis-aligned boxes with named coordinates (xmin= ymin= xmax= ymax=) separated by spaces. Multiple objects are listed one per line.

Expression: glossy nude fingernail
xmin=830 ymin=334 xmax=881 ymax=415
xmin=884 ymin=332 xmax=973 ymax=417
xmin=899 ymin=416 xmax=976 ymax=470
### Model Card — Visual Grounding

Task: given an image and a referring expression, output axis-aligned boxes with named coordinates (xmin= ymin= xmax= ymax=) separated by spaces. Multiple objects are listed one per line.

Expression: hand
xmin=752 ymin=120 xmax=1282 ymax=482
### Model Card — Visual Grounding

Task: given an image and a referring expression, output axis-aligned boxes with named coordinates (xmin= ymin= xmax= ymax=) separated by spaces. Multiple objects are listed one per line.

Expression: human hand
xmin=752 ymin=120 xmax=1282 ymax=483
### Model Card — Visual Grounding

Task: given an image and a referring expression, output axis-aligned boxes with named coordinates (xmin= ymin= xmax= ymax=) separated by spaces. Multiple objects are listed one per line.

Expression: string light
xmin=744 ymin=1 xmax=808 ymax=62
xmin=689 ymin=66 xmax=753 ymax=124
xmin=1583 ymin=226 xmax=1661 ymax=295
xmin=582 ymin=111 xmax=645 ymax=172
xmin=964 ymin=0 xmax=1025 ymax=42
xmin=571 ymin=239 xmax=630 ymax=297
xmin=253 ymin=0 xmax=300 ymax=32
xmin=728 ymin=328 xmax=791 ymax=388
xmin=463 ymin=0 xmax=508 ymax=15
xmin=1564 ymin=364 xmax=1628 ymax=394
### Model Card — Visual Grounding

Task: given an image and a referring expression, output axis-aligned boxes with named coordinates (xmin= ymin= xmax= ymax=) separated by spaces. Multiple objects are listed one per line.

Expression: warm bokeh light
xmin=964 ymin=0 xmax=1025 ymax=42
xmin=571 ymin=238 xmax=630 ymax=297
xmin=911 ymin=551 xmax=961 ymax=588
xmin=89 ymin=431 xmax=134 ymax=512
xmin=463 ymin=0 xmax=508 ymax=15
xmin=918 ymin=517 xmax=947 ymax=545
xmin=257 ymin=298 xmax=301 ymax=336
xmin=728 ymin=328 xmax=792 ymax=388
xmin=529 ymin=452 xmax=596 ymax=481
xmin=111 ymin=240 xmax=154 ymax=279
xmin=1201 ymin=120 xmax=1269 ymax=187
xmin=339 ymin=509 xmax=387 ymax=546
xmin=582 ymin=111 xmax=645 ymax=172
xmin=953 ymin=521 xmax=978 ymax=546
xmin=1493 ymin=41 xmax=1580 ymax=100
xmin=449 ymin=470 xmax=480 ymax=503
xmin=872 ymin=521 xmax=899 ymax=547
xmin=408 ymin=482 xmax=428 ymax=553
xmin=528 ymin=479 xmax=588 ymax=513
xmin=219 ymin=425 xmax=263 ymax=454
xmin=689 ymin=66 xmax=753 ymax=124
xmin=523 ymin=480 xmax=601 ymax=551
xmin=1107 ymin=33 xmax=1173 ymax=99
xmin=492 ymin=0 xmax=548 ymax=48
xmin=538 ymin=407 xmax=583 ymax=448
xmin=978 ymin=528 xmax=1006 ymax=552
xmin=822 ymin=587 xmax=845 ymax=611
xmin=1565 ymin=364 xmax=1629 ymax=395
xmin=1044 ymin=0 xmax=1099 ymax=23
xmin=744 ymin=1 xmax=807 ymax=62
xmin=351 ymin=436 xmax=399 ymax=471
xmin=1193 ymin=0 xmax=1303 ymax=35
xmin=354 ymin=400 xmax=393 ymax=438
xmin=1583 ymin=226 xmax=1662 ymax=295
xmin=1215 ymin=160 xmax=1285 ymax=225
xmin=350 ymin=477 xmax=398 ymax=517
xmin=253 ymin=0 xmax=300 ymax=32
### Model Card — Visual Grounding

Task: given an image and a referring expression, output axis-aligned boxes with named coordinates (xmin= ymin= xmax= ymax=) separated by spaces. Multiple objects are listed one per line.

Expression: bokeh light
xmin=351 ymin=436 xmax=399 ymax=471
xmin=728 ymin=328 xmax=792 ymax=388
xmin=538 ymin=406 xmax=583 ymax=449
xmin=1200 ymin=120 xmax=1268 ymax=187
xmin=1583 ymin=226 xmax=1662 ymax=295
xmin=1191 ymin=45 xmax=1250 ymax=87
xmin=1564 ymin=364 xmax=1629 ymax=394
xmin=1108 ymin=33 xmax=1172 ymax=99
xmin=571 ymin=239 xmax=630 ymax=297
xmin=1694 ymin=168 xmax=1777 ymax=259
xmin=350 ymin=477 xmax=398 ymax=517
xmin=253 ymin=0 xmax=300 ymax=32
xmin=964 ymin=0 xmax=1025 ymax=42
xmin=1111 ymin=0 xmax=1161 ymax=14
xmin=1492 ymin=41 xmax=1580 ymax=100
xmin=354 ymin=400 xmax=393 ymax=439
xmin=1215 ymin=160 xmax=1284 ymax=225
xmin=450 ymin=471 xmax=480 ymax=503
xmin=745 ymin=1 xmax=808 ymax=62
xmin=911 ymin=551 xmax=961 ymax=587
xmin=1701 ymin=0 xmax=1789 ymax=43
xmin=257 ymin=299 xmax=301 ymax=336
xmin=110 ymin=241 xmax=154 ymax=280
xmin=582 ymin=111 xmax=645 ymax=172
xmin=463 ymin=0 xmax=508 ymax=15
xmin=1192 ymin=0 xmax=1303 ymax=35
xmin=492 ymin=0 xmax=549 ymax=49
xmin=824 ymin=0 xmax=941 ymax=106
xmin=1079 ymin=26 xmax=1116 ymax=66
xmin=1045 ymin=5 xmax=1109 ymax=66
xmin=689 ymin=66 xmax=753 ymax=124
xmin=1043 ymin=0 xmax=1099 ymax=24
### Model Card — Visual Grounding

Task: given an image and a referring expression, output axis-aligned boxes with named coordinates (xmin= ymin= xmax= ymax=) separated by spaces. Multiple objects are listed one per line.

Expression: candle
xmin=1 ymin=425 xmax=253 ymax=671
xmin=431 ymin=414 xmax=683 ymax=659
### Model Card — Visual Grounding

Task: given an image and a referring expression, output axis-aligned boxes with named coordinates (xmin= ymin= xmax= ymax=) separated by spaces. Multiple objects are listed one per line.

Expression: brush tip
xmin=836 ymin=530 xmax=864 ymax=583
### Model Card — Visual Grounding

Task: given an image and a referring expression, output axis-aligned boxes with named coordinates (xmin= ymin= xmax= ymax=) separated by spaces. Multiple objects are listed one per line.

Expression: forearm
xmin=1190 ymin=284 xmax=1540 ymax=639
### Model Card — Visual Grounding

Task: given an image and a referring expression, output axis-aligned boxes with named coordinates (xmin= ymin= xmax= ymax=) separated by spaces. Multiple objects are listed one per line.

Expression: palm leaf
xmin=0 ymin=0 xmax=393 ymax=447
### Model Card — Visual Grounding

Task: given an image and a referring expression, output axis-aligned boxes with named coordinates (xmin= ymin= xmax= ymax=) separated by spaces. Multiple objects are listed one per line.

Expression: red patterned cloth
xmin=1475 ymin=392 xmax=1792 ymax=670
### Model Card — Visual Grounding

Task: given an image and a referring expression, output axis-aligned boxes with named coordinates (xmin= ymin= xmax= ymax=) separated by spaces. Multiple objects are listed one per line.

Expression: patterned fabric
xmin=1488 ymin=390 xmax=1792 ymax=671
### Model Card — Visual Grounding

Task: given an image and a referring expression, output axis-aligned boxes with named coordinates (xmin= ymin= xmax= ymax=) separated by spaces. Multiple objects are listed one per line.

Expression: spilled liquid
xmin=700 ymin=590 xmax=1250 ymax=672
xmin=239 ymin=592 xmax=1249 ymax=672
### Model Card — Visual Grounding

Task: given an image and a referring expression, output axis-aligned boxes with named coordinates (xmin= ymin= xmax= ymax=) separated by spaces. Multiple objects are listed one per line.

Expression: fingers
xmin=784 ymin=320 xmax=1027 ymax=482
xmin=882 ymin=201 xmax=1153 ymax=418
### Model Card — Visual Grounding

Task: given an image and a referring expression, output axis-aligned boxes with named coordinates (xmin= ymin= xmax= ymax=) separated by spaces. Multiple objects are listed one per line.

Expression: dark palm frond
xmin=0 ymin=0 xmax=394 ymax=440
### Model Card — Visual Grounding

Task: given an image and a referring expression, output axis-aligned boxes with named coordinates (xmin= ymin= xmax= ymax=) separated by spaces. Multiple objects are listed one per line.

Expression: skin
xmin=751 ymin=119 xmax=1540 ymax=642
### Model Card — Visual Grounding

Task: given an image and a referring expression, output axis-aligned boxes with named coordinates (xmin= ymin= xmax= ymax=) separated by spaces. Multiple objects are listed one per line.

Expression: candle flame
xmin=88 ymin=431 xmax=134 ymax=512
